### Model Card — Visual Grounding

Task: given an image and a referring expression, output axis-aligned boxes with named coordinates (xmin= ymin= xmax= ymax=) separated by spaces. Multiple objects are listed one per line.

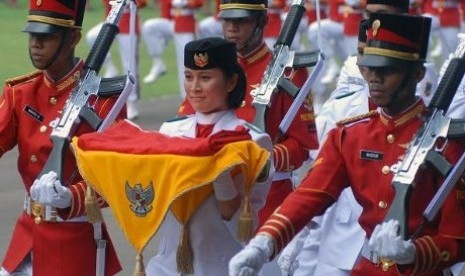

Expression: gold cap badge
xmin=372 ymin=19 xmax=381 ymax=37
xmin=194 ymin=53 xmax=209 ymax=68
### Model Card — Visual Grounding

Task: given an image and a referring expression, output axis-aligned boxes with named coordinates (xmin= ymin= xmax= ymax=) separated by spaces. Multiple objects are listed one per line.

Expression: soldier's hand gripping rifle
xmin=251 ymin=0 xmax=320 ymax=131
xmin=384 ymin=36 xmax=465 ymax=239
xmin=39 ymin=0 xmax=133 ymax=182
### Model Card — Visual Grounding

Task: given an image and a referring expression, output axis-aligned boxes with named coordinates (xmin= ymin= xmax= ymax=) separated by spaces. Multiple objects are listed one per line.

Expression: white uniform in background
xmin=141 ymin=17 xmax=172 ymax=83
xmin=198 ymin=16 xmax=223 ymax=38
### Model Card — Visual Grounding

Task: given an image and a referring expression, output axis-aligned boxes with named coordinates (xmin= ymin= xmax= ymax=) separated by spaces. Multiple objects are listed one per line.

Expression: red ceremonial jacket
xmin=172 ymin=0 xmax=204 ymax=33
xmin=265 ymin=0 xmax=286 ymax=38
xmin=259 ymin=100 xmax=465 ymax=275
xmin=423 ymin=0 xmax=461 ymax=27
xmin=0 ymin=60 xmax=125 ymax=276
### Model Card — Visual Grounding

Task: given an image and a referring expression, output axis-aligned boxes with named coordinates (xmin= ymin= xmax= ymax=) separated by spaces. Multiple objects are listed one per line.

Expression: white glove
xmin=368 ymin=219 xmax=416 ymax=265
xmin=30 ymin=171 xmax=72 ymax=209
xmin=229 ymin=234 xmax=274 ymax=276
xmin=278 ymin=228 xmax=309 ymax=275
xmin=278 ymin=249 xmax=299 ymax=276
xmin=171 ymin=0 xmax=188 ymax=8
xmin=213 ymin=168 xmax=238 ymax=201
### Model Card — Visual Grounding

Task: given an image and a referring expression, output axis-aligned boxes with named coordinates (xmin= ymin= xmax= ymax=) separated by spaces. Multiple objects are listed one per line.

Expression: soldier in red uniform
xmin=230 ymin=12 xmax=465 ymax=276
xmin=0 ymin=1 xmax=124 ymax=275
xmin=178 ymin=0 xmax=318 ymax=229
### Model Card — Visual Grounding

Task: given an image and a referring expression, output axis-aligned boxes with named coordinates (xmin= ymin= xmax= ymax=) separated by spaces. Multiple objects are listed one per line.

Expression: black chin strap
xmin=236 ymin=22 xmax=261 ymax=53
xmin=386 ymin=65 xmax=417 ymax=108
xmin=38 ymin=30 xmax=68 ymax=70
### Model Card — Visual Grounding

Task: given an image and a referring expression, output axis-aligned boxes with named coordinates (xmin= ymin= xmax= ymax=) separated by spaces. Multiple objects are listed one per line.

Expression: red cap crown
xmin=24 ymin=0 xmax=86 ymax=33
xmin=358 ymin=12 xmax=431 ymax=67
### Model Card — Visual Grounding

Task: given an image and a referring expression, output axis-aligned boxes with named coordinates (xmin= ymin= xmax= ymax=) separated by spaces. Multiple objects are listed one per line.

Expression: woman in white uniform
xmin=145 ymin=37 xmax=274 ymax=275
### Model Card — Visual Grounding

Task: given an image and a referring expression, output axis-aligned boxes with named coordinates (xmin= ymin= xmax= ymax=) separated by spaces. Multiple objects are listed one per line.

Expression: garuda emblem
xmin=125 ymin=181 xmax=155 ymax=217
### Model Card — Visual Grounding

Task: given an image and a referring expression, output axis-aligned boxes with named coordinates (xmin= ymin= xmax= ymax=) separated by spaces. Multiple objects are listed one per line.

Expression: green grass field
xmin=0 ymin=1 xmax=190 ymax=99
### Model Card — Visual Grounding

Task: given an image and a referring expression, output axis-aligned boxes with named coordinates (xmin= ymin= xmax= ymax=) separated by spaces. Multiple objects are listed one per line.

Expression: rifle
xmin=251 ymin=0 xmax=319 ymax=131
xmin=384 ymin=35 xmax=465 ymax=239
xmin=39 ymin=0 xmax=131 ymax=182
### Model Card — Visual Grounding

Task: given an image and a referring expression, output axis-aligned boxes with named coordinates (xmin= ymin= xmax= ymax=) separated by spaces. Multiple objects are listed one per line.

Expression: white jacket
xmin=145 ymin=110 xmax=273 ymax=276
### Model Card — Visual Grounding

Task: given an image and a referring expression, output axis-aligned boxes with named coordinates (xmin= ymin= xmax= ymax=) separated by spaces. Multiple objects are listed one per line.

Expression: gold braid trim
xmin=5 ymin=71 xmax=41 ymax=86
xmin=27 ymin=15 xmax=81 ymax=29
xmin=363 ymin=47 xmax=420 ymax=61
xmin=220 ymin=3 xmax=267 ymax=11
xmin=336 ymin=110 xmax=378 ymax=127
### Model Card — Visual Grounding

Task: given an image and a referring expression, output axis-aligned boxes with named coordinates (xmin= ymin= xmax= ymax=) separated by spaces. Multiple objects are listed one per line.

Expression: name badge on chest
xmin=360 ymin=150 xmax=383 ymax=161
xmin=23 ymin=105 xmax=44 ymax=123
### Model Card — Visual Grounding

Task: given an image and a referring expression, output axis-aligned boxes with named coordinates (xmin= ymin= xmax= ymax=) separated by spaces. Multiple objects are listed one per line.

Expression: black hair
xmin=222 ymin=63 xmax=246 ymax=109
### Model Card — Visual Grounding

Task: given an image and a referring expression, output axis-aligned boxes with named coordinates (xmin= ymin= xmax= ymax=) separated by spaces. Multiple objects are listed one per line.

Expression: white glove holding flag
xmin=229 ymin=234 xmax=274 ymax=276
xmin=368 ymin=219 xmax=416 ymax=265
xmin=30 ymin=171 xmax=72 ymax=209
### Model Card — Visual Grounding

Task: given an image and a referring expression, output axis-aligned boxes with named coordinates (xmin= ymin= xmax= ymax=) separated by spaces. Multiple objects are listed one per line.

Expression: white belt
xmin=24 ymin=195 xmax=88 ymax=223
xmin=432 ymin=1 xmax=458 ymax=9
xmin=170 ymin=8 xmax=195 ymax=16
xmin=272 ymin=172 xmax=292 ymax=181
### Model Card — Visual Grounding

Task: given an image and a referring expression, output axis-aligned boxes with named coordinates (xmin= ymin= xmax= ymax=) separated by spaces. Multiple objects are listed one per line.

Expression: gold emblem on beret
xmin=36 ymin=0 xmax=42 ymax=6
xmin=194 ymin=53 xmax=209 ymax=68
xmin=372 ymin=19 xmax=381 ymax=37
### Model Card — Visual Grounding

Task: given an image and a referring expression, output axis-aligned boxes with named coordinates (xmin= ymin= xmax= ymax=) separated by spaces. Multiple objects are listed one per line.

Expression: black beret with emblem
xmin=366 ymin=0 xmax=409 ymax=13
xmin=358 ymin=12 xmax=431 ymax=67
xmin=23 ymin=0 xmax=87 ymax=33
xmin=219 ymin=0 xmax=267 ymax=19
xmin=184 ymin=37 xmax=239 ymax=70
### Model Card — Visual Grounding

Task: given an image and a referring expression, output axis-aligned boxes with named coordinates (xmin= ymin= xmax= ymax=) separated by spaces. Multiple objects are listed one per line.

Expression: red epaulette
xmin=336 ymin=110 xmax=378 ymax=127
xmin=5 ymin=71 xmax=42 ymax=87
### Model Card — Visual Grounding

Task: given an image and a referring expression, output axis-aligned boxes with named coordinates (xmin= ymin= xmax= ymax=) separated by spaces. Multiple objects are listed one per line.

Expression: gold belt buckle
xmin=379 ymin=258 xmax=395 ymax=272
xmin=31 ymin=201 xmax=44 ymax=224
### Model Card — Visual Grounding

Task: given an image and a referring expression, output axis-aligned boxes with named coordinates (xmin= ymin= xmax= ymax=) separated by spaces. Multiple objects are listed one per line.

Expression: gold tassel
xmin=176 ymin=224 xmax=194 ymax=274
xmin=237 ymin=194 xmax=253 ymax=242
xmin=85 ymin=185 xmax=103 ymax=223
xmin=133 ymin=253 xmax=146 ymax=276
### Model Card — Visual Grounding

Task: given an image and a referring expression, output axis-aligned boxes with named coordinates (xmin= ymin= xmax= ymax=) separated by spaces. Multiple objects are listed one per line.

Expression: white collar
xmin=195 ymin=110 xmax=228 ymax=125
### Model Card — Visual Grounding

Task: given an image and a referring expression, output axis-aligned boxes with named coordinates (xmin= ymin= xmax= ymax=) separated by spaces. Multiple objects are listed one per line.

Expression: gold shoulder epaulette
xmin=5 ymin=71 xmax=42 ymax=87
xmin=336 ymin=110 xmax=378 ymax=127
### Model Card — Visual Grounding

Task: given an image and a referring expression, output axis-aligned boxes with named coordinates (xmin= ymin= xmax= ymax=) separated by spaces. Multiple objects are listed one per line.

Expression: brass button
xmin=382 ymin=165 xmax=390 ymax=174
xmin=30 ymin=154 xmax=38 ymax=163
xmin=49 ymin=97 xmax=57 ymax=105
xmin=386 ymin=134 xmax=395 ymax=144
xmin=240 ymin=100 xmax=246 ymax=107
xmin=378 ymin=201 xmax=388 ymax=209
xmin=39 ymin=125 xmax=47 ymax=133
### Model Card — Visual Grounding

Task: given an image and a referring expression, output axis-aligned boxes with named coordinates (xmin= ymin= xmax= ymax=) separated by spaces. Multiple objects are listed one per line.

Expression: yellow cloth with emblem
xmin=71 ymin=120 xmax=270 ymax=254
